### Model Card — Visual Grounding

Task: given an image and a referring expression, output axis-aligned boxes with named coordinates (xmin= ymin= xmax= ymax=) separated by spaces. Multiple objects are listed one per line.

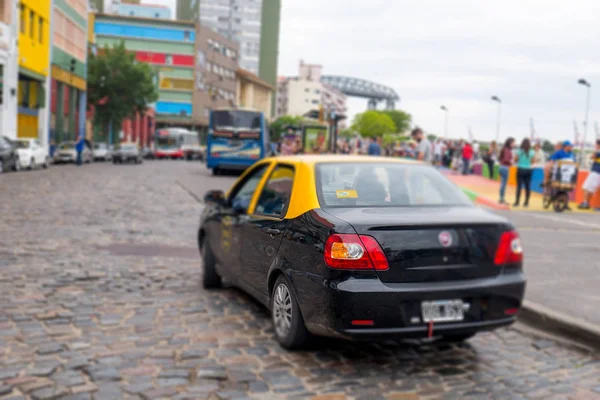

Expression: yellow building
xmin=236 ymin=68 xmax=275 ymax=120
xmin=17 ymin=0 xmax=51 ymax=139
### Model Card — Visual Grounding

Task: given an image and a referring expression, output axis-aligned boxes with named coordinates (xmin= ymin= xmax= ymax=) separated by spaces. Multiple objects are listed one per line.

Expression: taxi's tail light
xmin=494 ymin=230 xmax=523 ymax=265
xmin=324 ymin=234 xmax=389 ymax=271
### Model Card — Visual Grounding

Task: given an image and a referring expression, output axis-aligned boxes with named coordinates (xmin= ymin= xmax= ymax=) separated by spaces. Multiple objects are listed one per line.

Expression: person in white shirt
xmin=433 ymin=139 xmax=444 ymax=166
xmin=472 ymin=140 xmax=480 ymax=161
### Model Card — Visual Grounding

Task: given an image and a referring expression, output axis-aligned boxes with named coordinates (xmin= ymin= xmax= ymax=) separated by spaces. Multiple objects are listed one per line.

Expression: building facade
xmin=114 ymin=1 xmax=172 ymax=19
xmin=17 ymin=0 xmax=52 ymax=141
xmin=192 ymin=24 xmax=238 ymax=126
xmin=50 ymin=0 xmax=88 ymax=145
xmin=176 ymin=0 xmax=280 ymax=93
xmin=90 ymin=0 xmax=104 ymax=13
xmin=276 ymin=60 xmax=348 ymax=118
xmin=0 ymin=0 xmax=19 ymax=140
xmin=236 ymin=68 xmax=274 ymax=120
xmin=93 ymin=13 xmax=196 ymax=129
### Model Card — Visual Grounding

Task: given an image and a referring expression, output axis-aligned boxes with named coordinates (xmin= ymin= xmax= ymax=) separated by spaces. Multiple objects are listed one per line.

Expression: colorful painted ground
xmin=444 ymin=171 xmax=596 ymax=213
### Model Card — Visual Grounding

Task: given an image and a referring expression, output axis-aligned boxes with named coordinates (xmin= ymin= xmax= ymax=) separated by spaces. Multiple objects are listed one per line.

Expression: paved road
xmin=494 ymin=210 xmax=600 ymax=327
xmin=1 ymin=162 xmax=599 ymax=400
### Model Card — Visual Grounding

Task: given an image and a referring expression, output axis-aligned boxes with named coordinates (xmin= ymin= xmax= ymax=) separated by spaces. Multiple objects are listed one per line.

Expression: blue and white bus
xmin=206 ymin=108 xmax=268 ymax=175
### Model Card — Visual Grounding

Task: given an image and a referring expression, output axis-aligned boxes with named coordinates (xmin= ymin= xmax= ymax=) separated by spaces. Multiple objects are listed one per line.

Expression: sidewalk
xmin=445 ymin=170 xmax=600 ymax=348
xmin=445 ymin=171 xmax=596 ymax=213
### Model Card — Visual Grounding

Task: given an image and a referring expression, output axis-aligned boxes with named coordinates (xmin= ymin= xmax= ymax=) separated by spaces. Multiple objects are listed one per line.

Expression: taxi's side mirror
xmin=203 ymin=190 xmax=227 ymax=206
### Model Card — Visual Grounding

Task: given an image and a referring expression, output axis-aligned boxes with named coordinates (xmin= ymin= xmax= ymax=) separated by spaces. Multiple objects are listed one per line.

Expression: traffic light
xmin=70 ymin=58 xmax=76 ymax=73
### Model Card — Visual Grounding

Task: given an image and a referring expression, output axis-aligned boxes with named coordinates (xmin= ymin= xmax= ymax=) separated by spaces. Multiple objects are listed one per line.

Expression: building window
xmin=155 ymin=13 xmax=160 ymax=18
xmin=20 ymin=4 xmax=25 ymax=34
xmin=29 ymin=10 xmax=35 ymax=39
xmin=38 ymin=17 xmax=43 ymax=43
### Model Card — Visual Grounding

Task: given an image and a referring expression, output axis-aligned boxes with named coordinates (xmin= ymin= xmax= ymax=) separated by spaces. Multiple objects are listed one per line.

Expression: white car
xmin=14 ymin=139 xmax=50 ymax=169
xmin=93 ymin=143 xmax=112 ymax=161
xmin=54 ymin=141 xmax=93 ymax=164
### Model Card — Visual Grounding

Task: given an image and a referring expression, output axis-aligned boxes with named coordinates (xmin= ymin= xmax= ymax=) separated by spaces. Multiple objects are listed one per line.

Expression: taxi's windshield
xmin=316 ymin=163 xmax=472 ymax=207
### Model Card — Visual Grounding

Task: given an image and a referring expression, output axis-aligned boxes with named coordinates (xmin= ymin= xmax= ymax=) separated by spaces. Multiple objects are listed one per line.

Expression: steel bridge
xmin=320 ymin=75 xmax=400 ymax=110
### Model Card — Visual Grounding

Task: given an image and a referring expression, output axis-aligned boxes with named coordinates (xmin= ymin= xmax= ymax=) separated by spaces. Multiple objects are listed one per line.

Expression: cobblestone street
xmin=1 ymin=162 xmax=599 ymax=400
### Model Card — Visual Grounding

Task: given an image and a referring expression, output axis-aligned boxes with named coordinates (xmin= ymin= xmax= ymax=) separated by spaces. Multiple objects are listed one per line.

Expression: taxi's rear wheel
xmin=202 ymin=239 xmax=221 ymax=289
xmin=270 ymin=275 xmax=310 ymax=349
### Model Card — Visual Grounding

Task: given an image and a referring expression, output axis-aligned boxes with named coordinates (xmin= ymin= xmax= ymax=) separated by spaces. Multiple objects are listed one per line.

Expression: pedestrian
xmin=578 ymin=139 xmax=600 ymax=210
xmin=484 ymin=140 xmax=498 ymax=179
xmin=498 ymin=137 xmax=515 ymax=204
xmin=411 ymin=127 xmax=432 ymax=163
xmin=367 ymin=137 xmax=382 ymax=156
xmin=75 ymin=135 xmax=85 ymax=166
xmin=472 ymin=140 xmax=480 ymax=161
xmin=433 ymin=138 xmax=443 ymax=166
xmin=452 ymin=140 xmax=463 ymax=172
xmin=461 ymin=140 xmax=473 ymax=175
xmin=533 ymin=141 xmax=545 ymax=166
xmin=513 ymin=138 xmax=535 ymax=207
xmin=49 ymin=138 xmax=56 ymax=159
xmin=280 ymin=134 xmax=295 ymax=155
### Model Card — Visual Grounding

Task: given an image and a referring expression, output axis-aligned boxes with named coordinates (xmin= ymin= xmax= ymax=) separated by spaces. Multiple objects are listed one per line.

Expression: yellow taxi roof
xmin=265 ymin=154 xmax=422 ymax=166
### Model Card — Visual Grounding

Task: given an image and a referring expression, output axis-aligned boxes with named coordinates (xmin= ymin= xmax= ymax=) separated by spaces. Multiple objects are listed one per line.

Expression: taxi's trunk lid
xmin=323 ymin=206 xmax=513 ymax=283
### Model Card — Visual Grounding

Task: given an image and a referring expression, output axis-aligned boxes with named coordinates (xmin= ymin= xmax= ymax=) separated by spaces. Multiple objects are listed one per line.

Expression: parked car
xmin=142 ymin=148 xmax=155 ymax=160
xmin=54 ymin=141 xmax=93 ymax=164
xmin=14 ymin=139 xmax=50 ymax=170
xmin=183 ymin=144 xmax=204 ymax=161
xmin=0 ymin=136 xmax=20 ymax=173
xmin=113 ymin=143 xmax=142 ymax=164
xmin=198 ymin=155 xmax=526 ymax=349
xmin=93 ymin=143 xmax=112 ymax=161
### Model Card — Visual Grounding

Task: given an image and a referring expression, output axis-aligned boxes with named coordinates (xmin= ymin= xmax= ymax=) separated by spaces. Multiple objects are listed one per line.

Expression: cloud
xmin=136 ymin=0 xmax=600 ymax=142
xmin=279 ymin=0 xmax=600 ymax=142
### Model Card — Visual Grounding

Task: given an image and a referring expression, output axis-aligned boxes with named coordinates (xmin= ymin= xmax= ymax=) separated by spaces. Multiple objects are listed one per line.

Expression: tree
xmin=541 ymin=140 xmax=554 ymax=153
xmin=87 ymin=42 xmax=158 ymax=143
xmin=351 ymin=111 xmax=396 ymax=138
xmin=427 ymin=134 xmax=437 ymax=143
xmin=381 ymin=109 xmax=412 ymax=133
xmin=338 ymin=128 xmax=355 ymax=138
xmin=269 ymin=115 xmax=302 ymax=141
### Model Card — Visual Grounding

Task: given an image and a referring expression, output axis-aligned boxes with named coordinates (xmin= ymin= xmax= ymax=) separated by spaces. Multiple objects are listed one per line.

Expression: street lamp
xmin=491 ymin=96 xmax=501 ymax=142
xmin=440 ymin=105 xmax=449 ymax=138
xmin=577 ymin=78 xmax=591 ymax=166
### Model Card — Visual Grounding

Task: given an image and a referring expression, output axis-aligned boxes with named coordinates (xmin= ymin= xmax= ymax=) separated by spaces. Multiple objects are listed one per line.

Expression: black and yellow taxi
xmin=198 ymin=155 xmax=526 ymax=349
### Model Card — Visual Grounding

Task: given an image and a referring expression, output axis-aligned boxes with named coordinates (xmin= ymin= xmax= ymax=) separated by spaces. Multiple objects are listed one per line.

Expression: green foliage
xmin=269 ymin=115 xmax=302 ymax=141
xmin=427 ymin=134 xmax=437 ymax=142
xmin=338 ymin=128 xmax=355 ymax=138
xmin=381 ymin=109 xmax=412 ymax=133
xmin=87 ymin=42 xmax=158 ymax=143
xmin=541 ymin=140 xmax=554 ymax=153
xmin=351 ymin=111 xmax=396 ymax=138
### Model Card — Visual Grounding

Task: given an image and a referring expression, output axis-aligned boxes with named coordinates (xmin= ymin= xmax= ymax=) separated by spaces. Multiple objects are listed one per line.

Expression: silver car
xmin=54 ymin=141 xmax=93 ymax=164
xmin=93 ymin=143 xmax=112 ymax=161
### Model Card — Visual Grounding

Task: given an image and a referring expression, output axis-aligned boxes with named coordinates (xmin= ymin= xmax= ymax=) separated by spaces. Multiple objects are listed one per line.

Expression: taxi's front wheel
xmin=270 ymin=275 xmax=310 ymax=349
xmin=202 ymin=240 xmax=221 ymax=289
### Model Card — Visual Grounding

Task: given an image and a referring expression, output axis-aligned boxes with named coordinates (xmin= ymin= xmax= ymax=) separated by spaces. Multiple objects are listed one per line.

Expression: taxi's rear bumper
xmin=298 ymin=272 xmax=526 ymax=340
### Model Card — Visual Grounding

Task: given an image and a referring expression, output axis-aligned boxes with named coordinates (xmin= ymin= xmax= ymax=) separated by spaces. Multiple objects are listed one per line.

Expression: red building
xmin=85 ymin=104 xmax=155 ymax=148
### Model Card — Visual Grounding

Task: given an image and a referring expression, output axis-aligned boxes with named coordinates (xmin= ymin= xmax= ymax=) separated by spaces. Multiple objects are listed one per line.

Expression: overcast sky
xmin=130 ymin=0 xmax=600 ymax=142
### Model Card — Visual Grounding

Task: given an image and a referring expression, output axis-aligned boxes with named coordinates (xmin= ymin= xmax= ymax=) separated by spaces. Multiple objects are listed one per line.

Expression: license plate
xmin=421 ymin=300 xmax=464 ymax=322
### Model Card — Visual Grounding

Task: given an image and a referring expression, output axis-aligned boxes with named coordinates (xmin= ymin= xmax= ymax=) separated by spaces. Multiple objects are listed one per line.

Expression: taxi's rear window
xmin=315 ymin=162 xmax=472 ymax=207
